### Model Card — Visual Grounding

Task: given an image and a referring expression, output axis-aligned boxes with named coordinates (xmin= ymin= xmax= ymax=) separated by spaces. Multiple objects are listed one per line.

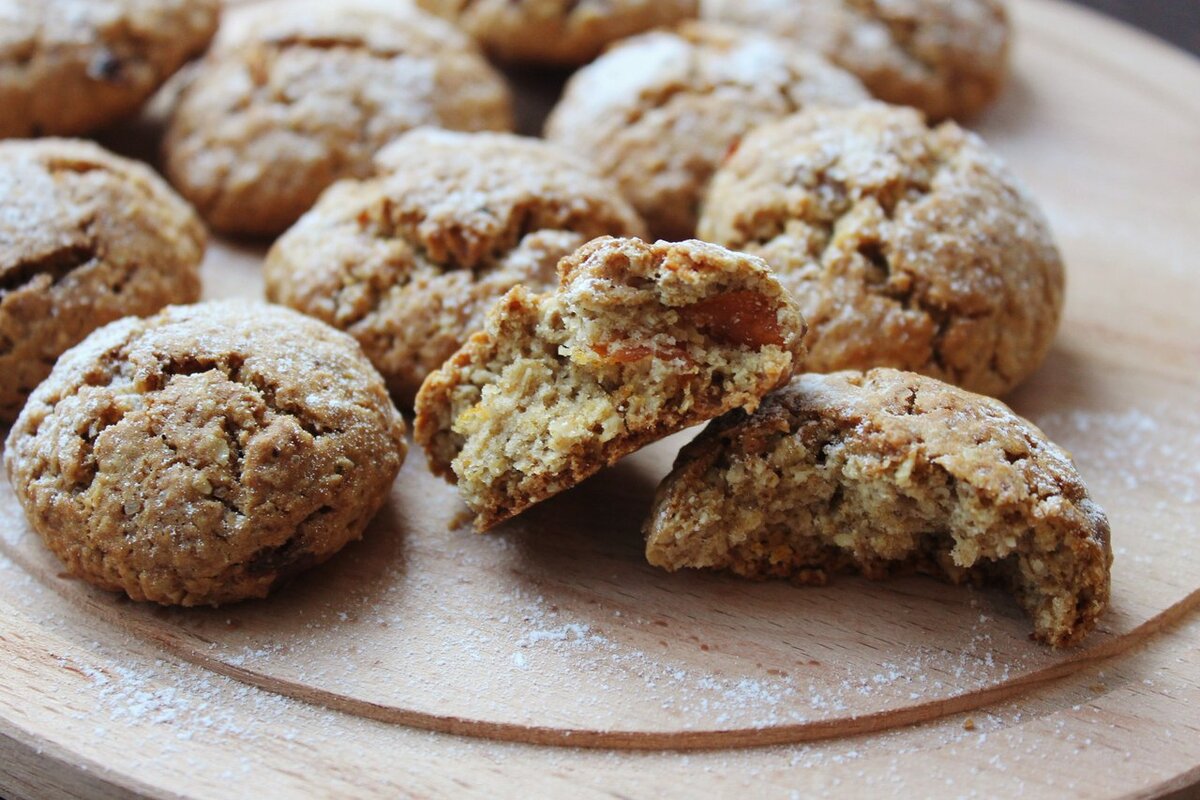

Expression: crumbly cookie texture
xmin=414 ymin=236 xmax=807 ymax=531
xmin=0 ymin=0 xmax=219 ymax=138
xmin=701 ymin=0 xmax=1009 ymax=120
xmin=264 ymin=129 xmax=645 ymax=407
xmin=416 ymin=0 xmax=698 ymax=66
xmin=4 ymin=301 xmax=407 ymax=606
xmin=646 ymin=369 xmax=1112 ymax=647
xmin=163 ymin=0 xmax=514 ymax=237
xmin=544 ymin=22 xmax=868 ymax=241
xmin=0 ymin=139 xmax=204 ymax=424
xmin=700 ymin=103 xmax=1063 ymax=397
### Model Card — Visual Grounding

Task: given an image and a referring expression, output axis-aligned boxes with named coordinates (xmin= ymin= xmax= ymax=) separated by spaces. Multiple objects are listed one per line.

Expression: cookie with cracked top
xmin=0 ymin=0 xmax=220 ymax=138
xmin=645 ymin=369 xmax=1112 ymax=647
xmin=264 ymin=129 xmax=646 ymax=407
xmin=544 ymin=22 xmax=868 ymax=241
xmin=4 ymin=300 xmax=408 ymax=606
xmin=0 ymin=138 xmax=204 ymax=424
xmin=163 ymin=0 xmax=515 ymax=237
xmin=700 ymin=103 xmax=1064 ymax=397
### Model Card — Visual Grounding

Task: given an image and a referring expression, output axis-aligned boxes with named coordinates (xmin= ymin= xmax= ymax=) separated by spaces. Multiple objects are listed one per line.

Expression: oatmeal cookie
xmin=163 ymin=0 xmax=515 ymax=237
xmin=4 ymin=301 xmax=407 ymax=606
xmin=415 ymin=0 xmax=698 ymax=66
xmin=700 ymin=103 xmax=1064 ymax=397
xmin=544 ymin=22 xmax=868 ymax=241
xmin=0 ymin=0 xmax=219 ymax=139
xmin=414 ymin=236 xmax=807 ymax=531
xmin=702 ymin=0 xmax=1009 ymax=120
xmin=645 ymin=369 xmax=1112 ymax=647
xmin=0 ymin=138 xmax=204 ymax=424
xmin=264 ymin=129 xmax=645 ymax=407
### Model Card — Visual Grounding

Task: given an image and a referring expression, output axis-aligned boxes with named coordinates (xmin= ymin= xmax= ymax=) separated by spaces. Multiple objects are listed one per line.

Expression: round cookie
xmin=3 ymin=301 xmax=408 ymax=606
xmin=699 ymin=103 xmax=1064 ymax=397
xmin=544 ymin=22 xmax=868 ymax=241
xmin=0 ymin=138 xmax=204 ymax=424
xmin=264 ymin=129 xmax=646 ymax=406
xmin=701 ymin=0 xmax=1009 ymax=120
xmin=415 ymin=0 xmax=698 ymax=66
xmin=163 ymin=0 xmax=515 ymax=237
xmin=0 ymin=0 xmax=220 ymax=138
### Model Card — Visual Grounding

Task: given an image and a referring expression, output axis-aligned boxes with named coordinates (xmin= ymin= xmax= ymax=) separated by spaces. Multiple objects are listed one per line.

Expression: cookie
xmin=264 ymin=129 xmax=646 ymax=407
xmin=544 ymin=22 xmax=868 ymax=241
xmin=699 ymin=103 xmax=1064 ymax=397
xmin=0 ymin=0 xmax=219 ymax=138
xmin=163 ymin=0 xmax=515 ymax=237
xmin=701 ymin=0 xmax=1009 ymax=120
xmin=415 ymin=0 xmax=698 ymax=66
xmin=414 ymin=236 xmax=807 ymax=531
xmin=0 ymin=138 xmax=204 ymax=424
xmin=645 ymin=369 xmax=1112 ymax=647
xmin=4 ymin=301 xmax=407 ymax=606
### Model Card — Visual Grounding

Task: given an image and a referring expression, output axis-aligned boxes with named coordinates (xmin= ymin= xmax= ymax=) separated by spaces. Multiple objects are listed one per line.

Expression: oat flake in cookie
xmin=264 ymin=129 xmax=646 ymax=407
xmin=700 ymin=103 xmax=1064 ymax=397
xmin=414 ymin=236 xmax=807 ymax=531
xmin=0 ymin=0 xmax=220 ymax=138
xmin=163 ymin=0 xmax=515 ymax=237
xmin=0 ymin=138 xmax=204 ymax=424
xmin=4 ymin=301 xmax=408 ymax=606
xmin=645 ymin=369 xmax=1112 ymax=647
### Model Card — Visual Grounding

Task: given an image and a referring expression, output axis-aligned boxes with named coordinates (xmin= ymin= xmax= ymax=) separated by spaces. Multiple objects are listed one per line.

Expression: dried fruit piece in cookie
xmin=264 ymin=129 xmax=646 ymax=407
xmin=4 ymin=301 xmax=407 ymax=606
xmin=0 ymin=138 xmax=204 ymax=424
xmin=645 ymin=369 xmax=1112 ymax=647
xmin=163 ymin=0 xmax=514 ymax=236
xmin=544 ymin=22 xmax=868 ymax=241
xmin=0 ymin=0 xmax=220 ymax=138
xmin=702 ymin=0 xmax=1009 ymax=120
xmin=700 ymin=103 xmax=1064 ymax=397
xmin=416 ymin=0 xmax=698 ymax=66
xmin=414 ymin=236 xmax=807 ymax=531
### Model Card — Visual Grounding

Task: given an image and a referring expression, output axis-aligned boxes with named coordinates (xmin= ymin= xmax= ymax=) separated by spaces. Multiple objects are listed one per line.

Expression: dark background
xmin=1067 ymin=0 xmax=1200 ymax=55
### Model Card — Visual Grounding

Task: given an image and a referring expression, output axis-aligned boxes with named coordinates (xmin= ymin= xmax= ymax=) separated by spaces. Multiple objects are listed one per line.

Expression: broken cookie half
xmin=414 ymin=236 xmax=807 ymax=531
xmin=645 ymin=369 xmax=1112 ymax=647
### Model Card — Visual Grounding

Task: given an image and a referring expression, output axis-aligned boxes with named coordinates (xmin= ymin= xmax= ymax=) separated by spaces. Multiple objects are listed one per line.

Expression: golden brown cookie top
xmin=702 ymin=0 xmax=1009 ymax=120
xmin=0 ymin=0 xmax=220 ymax=137
xmin=416 ymin=0 xmax=698 ymax=65
xmin=700 ymin=103 xmax=1063 ymax=397
xmin=163 ymin=0 xmax=515 ymax=237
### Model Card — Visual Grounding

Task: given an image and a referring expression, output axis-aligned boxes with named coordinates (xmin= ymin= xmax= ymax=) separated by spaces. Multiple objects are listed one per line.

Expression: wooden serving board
xmin=2 ymin=0 xmax=1200 ymax=797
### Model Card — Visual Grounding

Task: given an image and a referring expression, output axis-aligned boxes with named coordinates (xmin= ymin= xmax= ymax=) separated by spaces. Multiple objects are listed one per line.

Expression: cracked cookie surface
xmin=0 ymin=138 xmax=204 ymax=424
xmin=415 ymin=0 xmax=698 ymax=66
xmin=163 ymin=0 xmax=514 ymax=237
xmin=700 ymin=103 xmax=1063 ymax=397
xmin=414 ymin=236 xmax=807 ymax=531
xmin=702 ymin=0 xmax=1009 ymax=120
xmin=0 ymin=0 xmax=219 ymax=138
xmin=544 ymin=22 xmax=868 ymax=241
xmin=3 ymin=300 xmax=407 ymax=606
xmin=645 ymin=369 xmax=1112 ymax=647
xmin=264 ymin=129 xmax=645 ymax=406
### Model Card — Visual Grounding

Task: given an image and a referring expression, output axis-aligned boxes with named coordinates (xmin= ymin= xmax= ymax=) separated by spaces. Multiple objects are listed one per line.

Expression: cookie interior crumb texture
xmin=163 ymin=0 xmax=515 ymax=237
xmin=701 ymin=0 xmax=1010 ymax=120
xmin=700 ymin=103 xmax=1064 ymax=397
xmin=0 ymin=0 xmax=221 ymax=138
xmin=414 ymin=236 xmax=807 ymax=531
xmin=3 ymin=301 xmax=408 ymax=606
xmin=0 ymin=138 xmax=205 ymax=424
xmin=544 ymin=22 xmax=869 ymax=241
xmin=645 ymin=369 xmax=1112 ymax=647
xmin=264 ymin=129 xmax=646 ymax=407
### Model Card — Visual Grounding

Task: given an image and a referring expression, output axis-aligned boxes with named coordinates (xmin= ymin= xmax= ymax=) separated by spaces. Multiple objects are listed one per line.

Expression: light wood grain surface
xmin=2 ymin=0 xmax=1199 ymax=797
